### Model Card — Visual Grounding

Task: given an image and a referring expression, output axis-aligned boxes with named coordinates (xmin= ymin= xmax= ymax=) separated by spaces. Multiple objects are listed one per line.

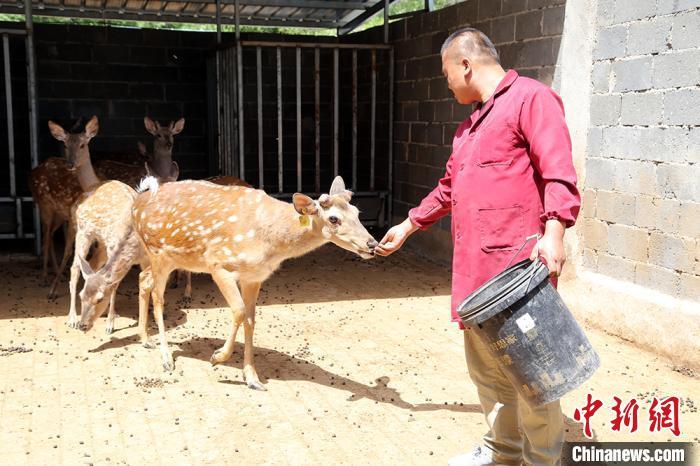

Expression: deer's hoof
xmin=162 ymin=359 xmax=174 ymax=372
xmin=105 ymin=324 xmax=113 ymax=335
xmin=142 ymin=340 xmax=155 ymax=349
xmin=209 ymin=349 xmax=228 ymax=366
xmin=66 ymin=316 xmax=79 ymax=329
xmin=247 ymin=380 xmax=266 ymax=391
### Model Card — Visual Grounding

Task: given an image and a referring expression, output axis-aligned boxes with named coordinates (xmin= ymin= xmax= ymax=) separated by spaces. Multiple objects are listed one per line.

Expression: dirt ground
xmin=0 ymin=244 xmax=698 ymax=465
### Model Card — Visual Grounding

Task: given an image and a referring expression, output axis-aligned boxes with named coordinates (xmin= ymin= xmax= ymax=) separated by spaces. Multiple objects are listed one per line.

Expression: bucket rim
xmin=457 ymin=259 xmax=548 ymax=323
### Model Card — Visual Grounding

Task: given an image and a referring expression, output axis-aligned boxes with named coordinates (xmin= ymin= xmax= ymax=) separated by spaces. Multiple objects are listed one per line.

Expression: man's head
xmin=440 ymin=28 xmax=501 ymax=105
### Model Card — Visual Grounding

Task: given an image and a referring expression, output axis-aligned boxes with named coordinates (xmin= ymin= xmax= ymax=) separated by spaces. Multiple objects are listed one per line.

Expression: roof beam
xmin=337 ymin=0 xmax=394 ymax=35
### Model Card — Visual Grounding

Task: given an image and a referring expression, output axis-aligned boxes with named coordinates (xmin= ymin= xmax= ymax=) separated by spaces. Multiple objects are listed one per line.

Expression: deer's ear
xmin=137 ymin=141 xmax=148 ymax=157
xmin=144 ymin=116 xmax=158 ymax=135
xmin=292 ymin=193 xmax=318 ymax=215
xmin=84 ymin=116 xmax=99 ymax=140
xmin=169 ymin=161 xmax=179 ymax=181
xmin=171 ymin=118 xmax=185 ymax=135
xmin=48 ymin=121 xmax=67 ymax=141
xmin=78 ymin=255 xmax=94 ymax=276
xmin=329 ymin=176 xmax=346 ymax=196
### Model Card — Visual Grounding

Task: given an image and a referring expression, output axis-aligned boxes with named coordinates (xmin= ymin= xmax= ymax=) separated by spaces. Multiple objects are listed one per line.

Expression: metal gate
xmin=209 ymin=40 xmax=394 ymax=227
xmin=0 ymin=20 xmax=40 ymax=252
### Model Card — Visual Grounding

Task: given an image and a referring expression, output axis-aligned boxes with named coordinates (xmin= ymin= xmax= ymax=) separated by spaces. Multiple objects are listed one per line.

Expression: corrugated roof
xmin=0 ymin=0 xmax=394 ymax=33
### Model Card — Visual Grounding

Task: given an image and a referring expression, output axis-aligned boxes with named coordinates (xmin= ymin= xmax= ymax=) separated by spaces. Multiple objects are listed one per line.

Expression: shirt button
xmin=459 ymin=163 xmax=464 ymax=171
xmin=452 ymin=199 xmax=457 ymax=205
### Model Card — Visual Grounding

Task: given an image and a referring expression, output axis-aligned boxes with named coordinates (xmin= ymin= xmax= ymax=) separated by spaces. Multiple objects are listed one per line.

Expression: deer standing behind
xmin=29 ymin=117 xmax=101 ymax=285
xmin=94 ymin=117 xmax=183 ymax=187
xmin=132 ymin=175 xmax=378 ymax=389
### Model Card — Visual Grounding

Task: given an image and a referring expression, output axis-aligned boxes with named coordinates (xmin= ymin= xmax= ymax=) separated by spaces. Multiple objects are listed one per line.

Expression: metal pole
xmin=25 ymin=0 xmax=40 ymax=254
xmin=3 ymin=34 xmax=19 ymax=238
xmin=256 ymin=46 xmax=264 ymax=190
xmin=370 ymin=49 xmax=376 ymax=192
xmin=240 ymin=41 xmax=392 ymax=50
xmin=387 ymin=48 xmax=394 ymax=228
xmin=352 ymin=49 xmax=357 ymax=191
xmin=333 ymin=48 xmax=339 ymax=178
xmin=296 ymin=47 xmax=301 ymax=193
xmin=314 ymin=47 xmax=320 ymax=194
xmin=276 ymin=47 xmax=283 ymax=194
xmin=383 ymin=0 xmax=389 ymax=44
xmin=215 ymin=0 xmax=221 ymax=44
xmin=235 ymin=0 xmax=245 ymax=181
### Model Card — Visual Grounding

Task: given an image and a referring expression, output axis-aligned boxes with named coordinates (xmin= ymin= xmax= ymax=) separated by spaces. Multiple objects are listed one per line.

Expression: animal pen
xmin=0 ymin=0 xmax=399 ymax=256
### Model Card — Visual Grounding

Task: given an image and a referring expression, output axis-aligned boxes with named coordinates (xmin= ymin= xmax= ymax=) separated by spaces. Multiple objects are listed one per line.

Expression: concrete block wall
xmin=583 ymin=2 xmax=700 ymax=300
xmin=388 ymin=0 xmax=566 ymax=262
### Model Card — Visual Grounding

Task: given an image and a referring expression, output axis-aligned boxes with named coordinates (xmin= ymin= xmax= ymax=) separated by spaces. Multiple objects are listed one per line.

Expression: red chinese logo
xmin=649 ymin=396 xmax=680 ymax=437
xmin=611 ymin=396 xmax=639 ymax=433
xmin=574 ymin=393 xmax=603 ymax=439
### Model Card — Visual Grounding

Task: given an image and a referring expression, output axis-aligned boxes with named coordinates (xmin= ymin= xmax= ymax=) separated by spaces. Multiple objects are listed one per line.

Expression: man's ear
xmin=292 ymin=193 xmax=318 ymax=215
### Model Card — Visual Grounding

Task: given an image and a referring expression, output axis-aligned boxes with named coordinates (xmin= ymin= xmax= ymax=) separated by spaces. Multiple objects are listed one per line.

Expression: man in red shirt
xmin=376 ymin=28 xmax=580 ymax=465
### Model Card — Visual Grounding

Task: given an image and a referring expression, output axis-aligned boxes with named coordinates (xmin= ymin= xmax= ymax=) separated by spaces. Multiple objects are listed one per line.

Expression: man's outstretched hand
xmin=375 ymin=218 xmax=419 ymax=256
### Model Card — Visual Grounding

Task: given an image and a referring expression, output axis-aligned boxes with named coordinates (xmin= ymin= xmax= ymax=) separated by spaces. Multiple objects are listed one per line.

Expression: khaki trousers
xmin=463 ymin=330 xmax=564 ymax=466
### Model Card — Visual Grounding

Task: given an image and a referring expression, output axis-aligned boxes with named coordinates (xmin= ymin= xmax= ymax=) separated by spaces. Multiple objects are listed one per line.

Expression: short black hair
xmin=441 ymin=27 xmax=500 ymax=63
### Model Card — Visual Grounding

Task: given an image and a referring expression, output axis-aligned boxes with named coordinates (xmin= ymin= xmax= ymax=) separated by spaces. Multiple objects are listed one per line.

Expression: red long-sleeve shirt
xmin=408 ymin=69 xmax=581 ymax=327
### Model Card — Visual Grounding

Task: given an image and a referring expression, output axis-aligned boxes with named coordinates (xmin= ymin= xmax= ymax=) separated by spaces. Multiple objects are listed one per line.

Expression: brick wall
xmin=387 ymin=0 xmax=566 ymax=261
xmin=583 ymin=2 xmax=700 ymax=300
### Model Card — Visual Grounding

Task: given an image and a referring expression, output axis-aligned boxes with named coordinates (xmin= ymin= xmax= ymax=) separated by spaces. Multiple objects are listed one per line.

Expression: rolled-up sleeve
xmin=519 ymin=87 xmax=581 ymax=228
xmin=407 ymin=153 xmax=454 ymax=231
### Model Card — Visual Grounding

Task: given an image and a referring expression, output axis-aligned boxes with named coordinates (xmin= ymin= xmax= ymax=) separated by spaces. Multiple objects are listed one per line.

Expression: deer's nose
xmin=367 ymin=238 xmax=378 ymax=250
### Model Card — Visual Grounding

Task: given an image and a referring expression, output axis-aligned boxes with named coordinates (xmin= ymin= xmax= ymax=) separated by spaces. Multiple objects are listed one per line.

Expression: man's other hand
xmin=531 ymin=219 xmax=566 ymax=277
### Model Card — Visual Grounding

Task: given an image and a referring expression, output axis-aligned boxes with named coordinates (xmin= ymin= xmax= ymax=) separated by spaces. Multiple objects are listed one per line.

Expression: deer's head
xmin=48 ymin=115 xmax=98 ymax=170
xmin=77 ymin=256 xmax=116 ymax=332
xmin=293 ymin=176 xmax=378 ymax=259
xmin=144 ymin=116 xmax=185 ymax=155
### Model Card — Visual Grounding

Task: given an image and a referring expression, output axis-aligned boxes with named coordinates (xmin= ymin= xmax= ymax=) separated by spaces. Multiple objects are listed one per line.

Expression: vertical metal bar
xmin=220 ymin=49 xmax=228 ymax=175
xmin=256 ymin=46 xmax=264 ymax=190
xmin=25 ymin=0 xmax=40 ymax=253
xmin=216 ymin=51 xmax=223 ymax=174
xmin=333 ymin=48 xmax=339 ymax=178
xmin=296 ymin=47 xmax=301 ymax=193
xmin=276 ymin=47 xmax=283 ymax=194
xmin=370 ymin=48 xmax=376 ymax=192
xmin=383 ymin=0 xmax=389 ymax=44
xmin=229 ymin=47 xmax=236 ymax=176
xmin=4 ymin=35 xmax=19 ymax=237
xmin=351 ymin=49 xmax=357 ymax=191
xmin=387 ymin=48 xmax=394 ymax=228
xmin=314 ymin=47 xmax=320 ymax=194
xmin=215 ymin=0 xmax=222 ymax=44
xmin=236 ymin=0 xmax=245 ymax=181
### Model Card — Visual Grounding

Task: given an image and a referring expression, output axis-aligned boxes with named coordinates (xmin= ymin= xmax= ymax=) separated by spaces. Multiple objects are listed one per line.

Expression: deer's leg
xmin=49 ymin=219 xmax=76 ymax=299
xmin=39 ymin=214 xmax=54 ymax=282
xmin=67 ymin=234 xmax=90 ymax=328
xmin=48 ymin=219 xmax=62 ymax=276
xmin=151 ymin=266 xmax=174 ymax=371
xmin=105 ymin=286 xmax=117 ymax=335
xmin=137 ymin=265 xmax=154 ymax=348
xmin=184 ymin=271 xmax=192 ymax=299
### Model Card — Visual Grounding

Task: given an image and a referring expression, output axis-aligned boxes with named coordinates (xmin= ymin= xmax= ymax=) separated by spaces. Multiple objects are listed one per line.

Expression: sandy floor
xmin=0 ymin=244 xmax=698 ymax=465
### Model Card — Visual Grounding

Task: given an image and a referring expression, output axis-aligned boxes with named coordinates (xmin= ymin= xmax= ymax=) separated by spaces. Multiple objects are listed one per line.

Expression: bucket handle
xmin=503 ymin=233 xmax=542 ymax=272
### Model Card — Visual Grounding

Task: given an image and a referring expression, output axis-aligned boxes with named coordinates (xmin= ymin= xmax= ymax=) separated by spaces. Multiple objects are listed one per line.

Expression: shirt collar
xmin=476 ymin=69 xmax=519 ymax=111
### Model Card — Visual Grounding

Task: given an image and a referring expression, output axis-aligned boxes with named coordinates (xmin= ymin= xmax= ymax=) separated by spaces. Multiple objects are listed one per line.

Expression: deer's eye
xmin=329 ymin=216 xmax=340 ymax=225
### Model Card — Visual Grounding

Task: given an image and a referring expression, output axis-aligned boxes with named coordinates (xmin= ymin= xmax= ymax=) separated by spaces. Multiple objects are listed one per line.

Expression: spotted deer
xmin=172 ymin=174 xmax=253 ymax=298
xmin=29 ymin=116 xmax=101 ymax=284
xmin=66 ymin=180 xmax=151 ymax=336
xmin=94 ymin=116 xmax=183 ymax=187
xmin=132 ymin=175 xmax=378 ymax=389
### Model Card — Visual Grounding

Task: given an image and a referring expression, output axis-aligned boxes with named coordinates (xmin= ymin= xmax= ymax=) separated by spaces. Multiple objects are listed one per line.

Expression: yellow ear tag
xmin=299 ymin=207 xmax=310 ymax=227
